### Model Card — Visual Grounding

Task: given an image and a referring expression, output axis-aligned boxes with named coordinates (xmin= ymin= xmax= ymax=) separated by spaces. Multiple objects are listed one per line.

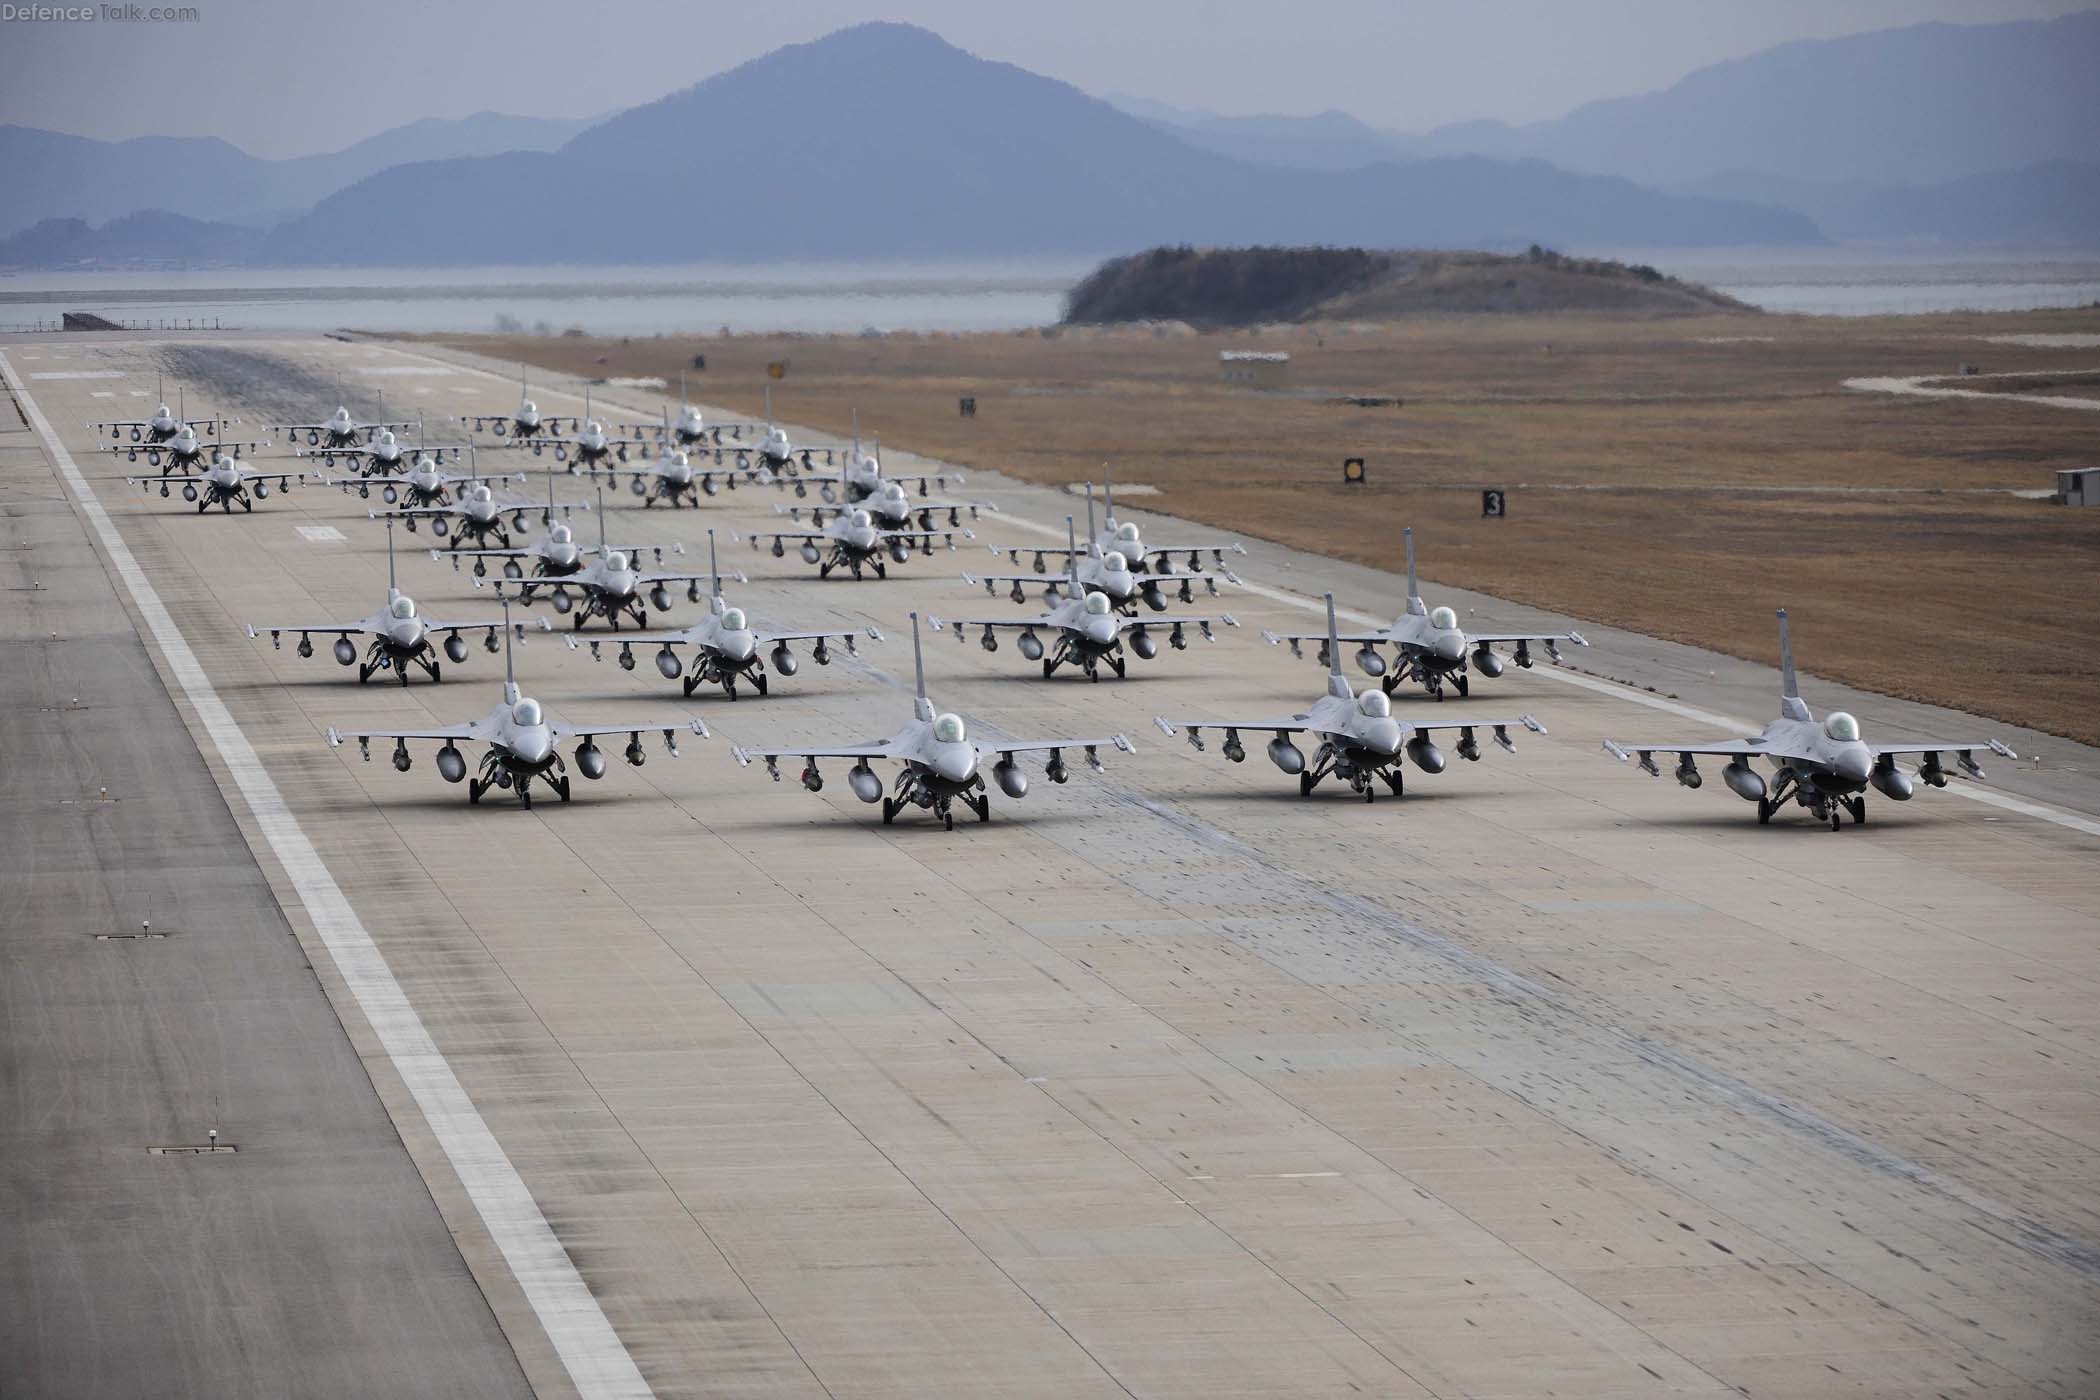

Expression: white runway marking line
xmin=0 ymin=352 xmax=655 ymax=1400
xmin=985 ymin=507 xmax=2100 ymax=839
xmin=296 ymin=525 xmax=348 ymax=543
xmin=30 ymin=370 xmax=124 ymax=380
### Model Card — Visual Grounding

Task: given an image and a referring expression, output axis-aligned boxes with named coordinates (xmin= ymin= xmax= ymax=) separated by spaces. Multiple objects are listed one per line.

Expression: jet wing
xmin=732 ymin=738 xmax=898 ymax=766
xmin=1137 ymin=542 xmax=1248 ymax=570
xmin=548 ymin=717 xmax=706 ymax=749
xmin=1603 ymin=737 xmax=1791 ymax=775
xmin=1263 ymin=628 xmax=1395 ymax=653
xmin=976 ymin=735 xmax=1134 ymax=763
xmin=327 ymin=717 xmax=494 ymax=747
xmin=1467 ymin=628 xmax=1588 ymax=647
xmin=1871 ymin=739 xmax=2015 ymax=759
xmin=248 ymin=621 xmax=367 ymax=639
xmin=758 ymin=624 xmax=881 ymax=648
xmin=1155 ymin=713 xmax=1323 ymax=742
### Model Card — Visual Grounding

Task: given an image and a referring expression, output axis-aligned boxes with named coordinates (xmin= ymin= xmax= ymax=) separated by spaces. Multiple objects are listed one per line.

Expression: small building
xmin=1219 ymin=350 xmax=1290 ymax=389
xmin=2058 ymin=467 xmax=2100 ymax=506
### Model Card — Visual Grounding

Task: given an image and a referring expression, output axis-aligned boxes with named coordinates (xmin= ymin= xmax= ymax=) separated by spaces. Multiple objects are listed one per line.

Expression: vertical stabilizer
xmin=385 ymin=517 xmax=397 ymax=596
xmin=1065 ymin=516 xmax=1081 ymax=591
xmin=1775 ymin=607 xmax=1810 ymax=719
xmin=1325 ymin=592 xmax=1353 ymax=698
xmin=1403 ymin=527 xmax=1427 ymax=617
xmin=707 ymin=528 xmax=720 ymax=601
xmin=500 ymin=595 xmax=517 ymax=698
xmin=1084 ymin=481 xmax=1098 ymax=543
xmin=909 ymin=611 xmax=933 ymax=720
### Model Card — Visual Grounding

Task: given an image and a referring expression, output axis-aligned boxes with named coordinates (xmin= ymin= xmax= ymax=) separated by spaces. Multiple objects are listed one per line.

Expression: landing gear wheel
xmin=751 ymin=669 xmax=768 ymax=696
xmin=1453 ymin=672 xmax=1469 ymax=697
xmin=723 ymin=677 xmax=738 ymax=700
xmin=1042 ymin=657 xmax=1058 ymax=678
xmin=554 ymin=776 xmax=572 ymax=803
xmin=881 ymin=796 xmax=899 ymax=825
xmin=850 ymin=561 xmax=863 ymax=581
xmin=1299 ymin=771 xmax=1319 ymax=797
xmin=972 ymin=792 xmax=990 ymax=822
xmin=1384 ymin=770 xmax=1404 ymax=796
xmin=873 ymin=560 xmax=887 ymax=580
xmin=1756 ymin=796 xmax=1774 ymax=825
xmin=1846 ymin=796 xmax=1867 ymax=825
xmin=1109 ymin=654 xmax=1126 ymax=679
xmin=819 ymin=561 xmax=834 ymax=580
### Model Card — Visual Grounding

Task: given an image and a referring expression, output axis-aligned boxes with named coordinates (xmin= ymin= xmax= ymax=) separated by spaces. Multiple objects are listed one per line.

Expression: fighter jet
xmin=325 ymin=601 xmax=705 ymax=808
xmin=730 ymin=612 xmax=1133 ymax=829
xmin=91 ymin=376 xmax=231 ymax=446
xmin=589 ymin=411 xmax=773 ymax=507
xmin=330 ymin=451 xmax=523 ymax=512
xmin=745 ymin=504 xmax=968 ymax=581
xmin=435 ymin=474 xmax=675 ymax=581
xmin=245 ymin=521 xmax=549 ymax=685
xmin=460 ymin=367 xmax=580 ymax=442
xmin=572 ymin=528 xmax=882 ymax=698
xmin=741 ymin=385 xmax=834 ymax=479
xmin=778 ymin=418 xmax=954 ymax=505
xmin=979 ymin=482 xmax=1239 ymax=612
xmin=374 ymin=479 xmax=567 ymax=550
xmin=128 ymin=446 xmax=305 ymax=513
xmin=613 ymin=374 xmax=753 ymax=450
xmin=779 ymin=477 xmax=995 ymax=536
xmin=934 ymin=517 xmax=1236 ymax=681
xmin=1267 ymin=527 xmax=1588 ymax=698
xmin=517 ymin=389 xmax=650 ymax=472
xmin=276 ymin=387 xmax=413 ymax=449
xmin=300 ymin=425 xmax=462 ymax=478
xmin=106 ymin=418 xmax=268 ymax=476
xmin=1155 ymin=594 xmax=1544 ymax=802
xmin=1602 ymin=608 xmax=2015 ymax=830
xmin=485 ymin=488 xmax=712 ymax=630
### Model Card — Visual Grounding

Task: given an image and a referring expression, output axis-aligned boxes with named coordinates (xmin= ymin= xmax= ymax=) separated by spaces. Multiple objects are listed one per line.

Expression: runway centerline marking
xmin=0 ymin=351 xmax=655 ymax=1400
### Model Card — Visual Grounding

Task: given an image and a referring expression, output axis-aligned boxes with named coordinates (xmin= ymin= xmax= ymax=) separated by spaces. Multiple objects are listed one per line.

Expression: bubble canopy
xmin=1083 ymin=592 xmax=1111 ymax=615
xmin=1824 ymin=711 xmax=1860 ymax=742
xmin=512 ymin=698 xmax=543 ymax=727
xmin=932 ymin=713 xmax=967 ymax=744
xmin=1358 ymin=689 xmax=1391 ymax=718
xmin=1430 ymin=606 xmax=1458 ymax=630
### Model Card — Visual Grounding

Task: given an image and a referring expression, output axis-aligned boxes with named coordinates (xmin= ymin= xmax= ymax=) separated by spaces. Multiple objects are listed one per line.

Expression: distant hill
xmin=1400 ymin=11 xmax=2100 ymax=187
xmin=1062 ymin=245 xmax=1752 ymax=325
xmin=1104 ymin=96 xmax=1408 ymax=174
xmin=0 ymin=111 xmax=600 ymax=236
xmin=1682 ymin=161 xmax=2100 ymax=248
xmin=0 ymin=210 xmax=264 ymax=268
xmin=258 ymin=23 xmax=1813 ymax=266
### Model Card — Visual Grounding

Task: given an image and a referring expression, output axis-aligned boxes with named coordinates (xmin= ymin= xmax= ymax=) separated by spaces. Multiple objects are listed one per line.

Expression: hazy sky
xmin=1 ymin=0 xmax=2087 ymax=157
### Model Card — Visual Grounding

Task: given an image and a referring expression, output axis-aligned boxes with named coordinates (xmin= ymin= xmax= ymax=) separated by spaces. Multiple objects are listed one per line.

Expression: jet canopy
xmin=605 ymin=551 xmax=629 ymax=573
xmin=1082 ymin=591 xmax=1112 ymax=615
xmin=1116 ymin=522 xmax=1140 ymax=542
xmin=468 ymin=485 xmax=492 ymax=501
xmin=1824 ymin=711 xmax=1860 ymax=742
xmin=1429 ymin=606 xmax=1458 ymax=630
xmin=720 ymin=607 xmax=746 ymax=632
xmin=932 ymin=713 xmax=967 ymax=744
xmin=549 ymin=523 xmax=572 ymax=543
xmin=1358 ymin=689 xmax=1392 ymax=718
xmin=849 ymin=509 xmax=872 ymax=528
xmin=520 ymin=399 xmax=537 ymax=415
xmin=389 ymin=596 xmax=416 ymax=620
xmin=512 ymin=697 xmax=543 ymax=726
xmin=1102 ymin=551 xmax=1129 ymax=572
xmin=881 ymin=482 xmax=907 ymax=500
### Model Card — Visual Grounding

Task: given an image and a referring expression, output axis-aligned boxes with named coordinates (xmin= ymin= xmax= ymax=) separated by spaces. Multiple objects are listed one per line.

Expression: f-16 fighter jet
xmin=779 ymin=477 xmax=994 ymax=535
xmin=730 ymin=613 xmax=1133 ymax=829
xmin=276 ymin=388 xmax=413 ymax=448
xmin=437 ymin=474 xmax=675 ymax=581
xmin=461 ymin=367 xmax=581 ymax=443
xmin=92 ymin=377 xmax=231 ymax=446
xmin=613 ymin=374 xmax=753 ymax=450
xmin=330 ymin=451 xmax=522 ymax=511
xmin=300 ymin=424 xmax=464 ymax=478
xmin=246 ymin=521 xmax=548 ymax=685
xmin=485 ymin=488 xmax=712 ymax=630
xmin=129 ymin=445 xmax=304 ymax=513
xmin=574 ymin=529 xmax=882 ymax=699
xmin=590 ymin=411 xmax=774 ymax=507
xmin=778 ymin=418 xmax=955 ymax=506
xmin=745 ymin=503 xmax=969 ymax=581
xmin=326 ymin=601 xmax=705 ymax=808
xmin=1267 ymin=527 xmax=1587 ymax=698
xmin=978 ymin=482 xmax=1238 ymax=612
xmin=1156 ymin=594 xmax=1543 ymax=802
xmin=1603 ymin=608 xmax=2014 ymax=830
xmin=934 ymin=517 xmax=1235 ymax=681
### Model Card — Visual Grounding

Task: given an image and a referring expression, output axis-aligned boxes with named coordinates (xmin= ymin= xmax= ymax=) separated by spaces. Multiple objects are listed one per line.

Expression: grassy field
xmin=425 ymin=310 xmax=2100 ymax=743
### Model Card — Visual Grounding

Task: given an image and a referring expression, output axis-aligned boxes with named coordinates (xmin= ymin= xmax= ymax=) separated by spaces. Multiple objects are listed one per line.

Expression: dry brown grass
xmin=422 ymin=309 xmax=2100 ymax=743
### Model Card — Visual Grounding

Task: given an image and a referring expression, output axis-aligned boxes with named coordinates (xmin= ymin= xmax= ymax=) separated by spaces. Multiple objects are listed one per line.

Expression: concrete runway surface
xmin=4 ymin=331 xmax=2097 ymax=1400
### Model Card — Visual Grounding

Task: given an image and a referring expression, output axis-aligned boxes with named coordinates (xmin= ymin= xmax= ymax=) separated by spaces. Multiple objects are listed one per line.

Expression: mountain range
xmin=3 ymin=12 xmax=2095 ymax=269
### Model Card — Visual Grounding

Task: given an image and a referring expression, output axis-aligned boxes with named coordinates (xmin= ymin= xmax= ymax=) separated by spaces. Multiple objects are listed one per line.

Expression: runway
xmin=5 ymin=330 xmax=2098 ymax=1399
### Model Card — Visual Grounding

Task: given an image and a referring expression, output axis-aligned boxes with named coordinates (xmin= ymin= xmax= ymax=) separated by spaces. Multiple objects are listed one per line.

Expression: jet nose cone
xmin=389 ymin=621 xmax=423 ymax=648
xmin=1103 ymin=571 xmax=1133 ymax=597
xmin=1366 ymin=718 xmax=1403 ymax=755
xmin=1835 ymin=746 xmax=1872 ymax=784
xmin=512 ymin=731 xmax=551 ymax=765
xmin=1085 ymin=616 xmax=1118 ymax=644
xmin=933 ymin=745 xmax=977 ymax=784
xmin=723 ymin=630 xmax=756 ymax=661
xmin=849 ymin=527 xmax=876 ymax=548
xmin=1436 ymin=632 xmax=1466 ymax=662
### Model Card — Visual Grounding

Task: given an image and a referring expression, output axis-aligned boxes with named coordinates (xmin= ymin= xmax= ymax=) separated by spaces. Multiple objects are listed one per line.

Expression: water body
xmin=1 ymin=251 xmax=2093 ymax=333
xmin=1618 ymin=247 xmax=2100 ymax=316
xmin=0 ymin=260 xmax=1092 ymax=336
